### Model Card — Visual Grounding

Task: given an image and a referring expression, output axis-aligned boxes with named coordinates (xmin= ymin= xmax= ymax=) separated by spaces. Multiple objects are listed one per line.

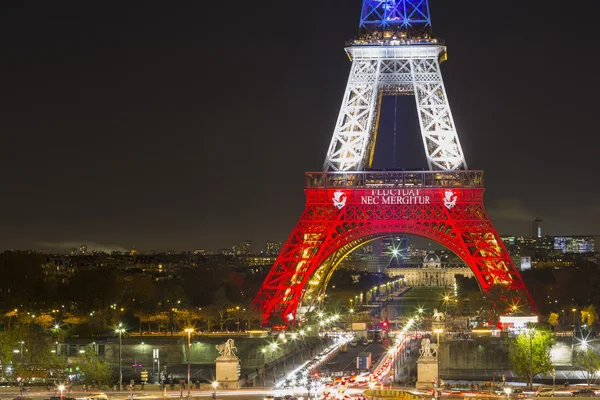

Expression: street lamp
xmin=433 ymin=329 xmax=443 ymax=392
xmin=184 ymin=328 xmax=194 ymax=397
xmin=58 ymin=384 xmax=65 ymax=400
xmin=270 ymin=342 xmax=278 ymax=382
xmin=211 ymin=381 xmax=218 ymax=400
xmin=115 ymin=323 xmax=126 ymax=391
xmin=235 ymin=306 xmax=240 ymax=332
xmin=572 ymin=308 xmax=577 ymax=338
xmin=526 ymin=328 xmax=536 ymax=389
xmin=503 ymin=387 xmax=511 ymax=400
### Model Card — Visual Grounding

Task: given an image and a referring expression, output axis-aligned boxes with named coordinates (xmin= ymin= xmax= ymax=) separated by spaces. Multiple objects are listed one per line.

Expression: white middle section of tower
xmin=323 ymin=44 xmax=467 ymax=172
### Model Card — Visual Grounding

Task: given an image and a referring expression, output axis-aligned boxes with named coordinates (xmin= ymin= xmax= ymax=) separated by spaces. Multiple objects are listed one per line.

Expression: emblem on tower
xmin=332 ymin=190 xmax=347 ymax=209
xmin=443 ymin=190 xmax=457 ymax=210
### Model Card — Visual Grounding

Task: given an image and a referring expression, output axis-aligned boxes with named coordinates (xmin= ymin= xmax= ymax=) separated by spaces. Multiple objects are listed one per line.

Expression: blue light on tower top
xmin=359 ymin=0 xmax=432 ymax=40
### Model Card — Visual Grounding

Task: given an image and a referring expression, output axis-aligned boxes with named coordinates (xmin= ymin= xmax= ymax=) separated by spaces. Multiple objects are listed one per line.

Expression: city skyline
xmin=1 ymin=1 xmax=599 ymax=252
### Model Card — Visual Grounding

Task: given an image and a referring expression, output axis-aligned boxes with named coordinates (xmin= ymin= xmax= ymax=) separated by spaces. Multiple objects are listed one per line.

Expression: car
xmin=350 ymin=339 xmax=358 ymax=347
xmin=85 ymin=393 xmax=109 ymax=400
xmin=572 ymin=389 xmax=595 ymax=397
xmin=367 ymin=338 xmax=373 ymax=344
xmin=535 ymin=388 xmax=555 ymax=397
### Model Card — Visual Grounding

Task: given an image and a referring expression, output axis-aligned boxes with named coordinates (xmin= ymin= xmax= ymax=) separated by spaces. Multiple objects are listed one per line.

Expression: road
xmin=324 ymin=341 xmax=387 ymax=375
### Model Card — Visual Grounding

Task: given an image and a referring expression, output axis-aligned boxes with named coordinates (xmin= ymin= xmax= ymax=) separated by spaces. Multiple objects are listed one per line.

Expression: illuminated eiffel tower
xmin=254 ymin=0 xmax=534 ymax=323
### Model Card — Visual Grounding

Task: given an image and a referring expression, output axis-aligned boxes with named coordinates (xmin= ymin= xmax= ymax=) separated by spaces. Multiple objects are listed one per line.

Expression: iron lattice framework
xmin=360 ymin=0 xmax=431 ymax=37
xmin=324 ymin=0 xmax=466 ymax=171
xmin=254 ymin=172 xmax=533 ymax=322
xmin=254 ymin=0 xmax=534 ymax=323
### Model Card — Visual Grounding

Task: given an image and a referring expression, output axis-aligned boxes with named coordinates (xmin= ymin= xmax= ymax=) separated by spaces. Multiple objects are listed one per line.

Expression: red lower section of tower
xmin=254 ymin=171 xmax=535 ymax=323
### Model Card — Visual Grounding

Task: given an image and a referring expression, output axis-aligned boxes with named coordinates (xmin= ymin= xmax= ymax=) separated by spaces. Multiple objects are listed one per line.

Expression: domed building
xmin=387 ymin=251 xmax=474 ymax=287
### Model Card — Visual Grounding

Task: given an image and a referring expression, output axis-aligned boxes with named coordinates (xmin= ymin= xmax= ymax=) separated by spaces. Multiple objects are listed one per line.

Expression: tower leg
xmin=411 ymin=58 xmax=467 ymax=170
xmin=324 ymin=59 xmax=380 ymax=172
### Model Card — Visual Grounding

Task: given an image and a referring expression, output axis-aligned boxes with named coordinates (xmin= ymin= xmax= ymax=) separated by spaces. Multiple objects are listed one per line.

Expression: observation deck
xmin=305 ymin=170 xmax=483 ymax=189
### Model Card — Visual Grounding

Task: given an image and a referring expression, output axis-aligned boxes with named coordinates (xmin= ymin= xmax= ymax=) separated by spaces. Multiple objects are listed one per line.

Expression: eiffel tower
xmin=254 ymin=0 xmax=535 ymax=323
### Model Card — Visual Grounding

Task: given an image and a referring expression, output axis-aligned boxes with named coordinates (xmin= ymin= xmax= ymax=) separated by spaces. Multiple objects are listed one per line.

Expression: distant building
xmin=386 ymin=251 xmax=474 ymax=286
xmin=533 ymin=218 xmax=544 ymax=238
xmin=243 ymin=256 xmax=277 ymax=267
xmin=233 ymin=240 xmax=255 ymax=255
xmin=553 ymin=236 xmax=595 ymax=253
xmin=79 ymin=245 xmax=87 ymax=255
xmin=265 ymin=241 xmax=282 ymax=256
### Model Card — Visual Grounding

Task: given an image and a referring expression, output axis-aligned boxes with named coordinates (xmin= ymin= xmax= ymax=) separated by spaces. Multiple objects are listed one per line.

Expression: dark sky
xmin=1 ymin=1 xmax=599 ymax=253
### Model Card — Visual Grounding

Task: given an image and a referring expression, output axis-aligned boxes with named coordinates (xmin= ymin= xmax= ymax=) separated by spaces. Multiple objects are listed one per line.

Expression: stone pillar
xmin=216 ymin=355 xmax=239 ymax=389
xmin=416 ymin=357 xmax=438 ymax=390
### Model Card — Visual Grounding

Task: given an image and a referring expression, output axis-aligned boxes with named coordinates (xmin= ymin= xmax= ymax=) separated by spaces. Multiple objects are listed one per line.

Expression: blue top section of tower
xmin=360 ymin=0 xmax=431 ymax=37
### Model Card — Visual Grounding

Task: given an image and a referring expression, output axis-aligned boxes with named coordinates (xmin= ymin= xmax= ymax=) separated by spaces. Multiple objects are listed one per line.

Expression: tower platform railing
xmin=347 ymin=37 xmax=444 ymax=47
xmin=305 ymin=170 xmax=483 ymax=189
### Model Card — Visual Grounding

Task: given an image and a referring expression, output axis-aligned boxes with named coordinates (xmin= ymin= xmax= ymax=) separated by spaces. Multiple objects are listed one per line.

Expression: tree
xmin=34 ymin=313 xmax=55 ymax=330
xmin=547 ymin=313 xmax=559 ymax=330
xmin=4 ymin=309 xmax=19 ymax=329
xmin=573 ymin=348 xmax=600 ymax=387
xmin=77 ymin=346 xmax=114 ymax=386
xmin=240 ymin=307 xmax=263 ymax=330
xmin=148 ymin=312 xmax=169 ymax=333
xmin=173 ymin=309 xmax=201 ymax=331
xmin=508 ymin=328 xmax=555 ymax=388
xmin=63 ymin=312 xmax=90 ymax=328
xmin=581 ymin=305 xmax=597 ymax=327
xmin=133 ymin=310 xmax=152 ymax=334
xmin=212 ymin=287 xmax=234 ymax=331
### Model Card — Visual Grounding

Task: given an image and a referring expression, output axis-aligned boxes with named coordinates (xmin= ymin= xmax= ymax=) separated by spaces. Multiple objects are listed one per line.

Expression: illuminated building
xmin=386 ymin=252 xmax=473 ymax=286
xmin=533 ymin=218 xmax=543 ymax=238
xmin=265 ymin=241 xmax=282 ymax=256
xmin=553 ymin=236 xmax=594 ymax=254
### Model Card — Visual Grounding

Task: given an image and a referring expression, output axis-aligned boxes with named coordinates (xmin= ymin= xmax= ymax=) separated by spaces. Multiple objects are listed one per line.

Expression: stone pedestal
xmin=432 ymin=321 xmax=445 ymax=331
xmin=416 ymin=357 xmax=438 ymax=390
xmin=215 ymin=355 xmax=239 ymax=389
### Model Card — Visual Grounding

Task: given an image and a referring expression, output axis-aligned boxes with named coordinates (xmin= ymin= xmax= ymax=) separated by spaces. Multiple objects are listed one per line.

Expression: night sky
xmin=1 ymin=1 xmax=599 ymax=253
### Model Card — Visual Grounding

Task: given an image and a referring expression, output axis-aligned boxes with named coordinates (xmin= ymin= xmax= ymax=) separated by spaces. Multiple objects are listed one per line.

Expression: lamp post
xmin=59 ymin=384 xmax=65 ymax=400
xmin=572 ymin=308 xmax=577 ymax=338
xmin=235 ymin=306 xmax=240 ymax=332
xmin=433 ymin=329 xmax=443 ymax=394
xmin=116 ymin=323 xmax=126 ymax=391
xmin=503 ymin=387 xmax=511 ymax=400
xmin=184 ymin=328 xmax=194 ymax=397
xmin=211 ymin=381 xmax=218 ymax=400
xmin=527 ymin=329 xmax=535 ymax=390
xmin=291 ymin=333 xmax=298 ymax=368
xmin=270 ymin=343 xmax=278 ymax=383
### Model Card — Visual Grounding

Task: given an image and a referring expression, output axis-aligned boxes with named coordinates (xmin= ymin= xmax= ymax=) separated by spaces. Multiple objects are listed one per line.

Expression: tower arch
xmin=254 ymin=171 xmax=535 ymax=323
